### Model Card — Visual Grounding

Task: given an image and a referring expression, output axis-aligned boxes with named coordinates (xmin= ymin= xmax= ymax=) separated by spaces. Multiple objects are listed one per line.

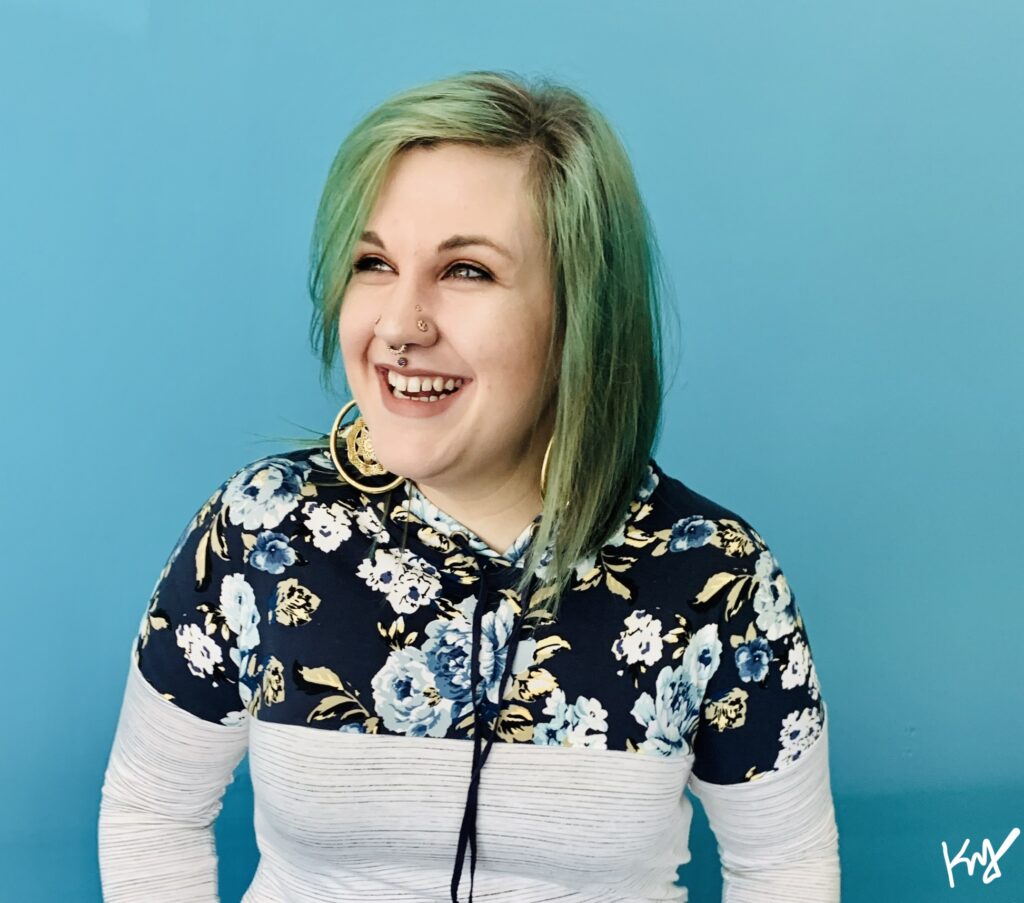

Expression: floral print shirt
xmin=136 ymin=445 xmax=825 ymax=785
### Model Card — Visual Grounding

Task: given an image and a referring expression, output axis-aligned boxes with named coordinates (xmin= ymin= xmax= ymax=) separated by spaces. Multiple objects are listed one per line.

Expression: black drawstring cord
xmin=450 ymin=566 xmax=531 ymax=903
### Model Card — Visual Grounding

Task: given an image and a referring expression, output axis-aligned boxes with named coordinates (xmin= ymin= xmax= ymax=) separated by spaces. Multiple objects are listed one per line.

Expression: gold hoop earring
xmin=329 ymin=400 xmax=405 ymax=494
xmin=540 ymin=435 xmax=553 ymax=503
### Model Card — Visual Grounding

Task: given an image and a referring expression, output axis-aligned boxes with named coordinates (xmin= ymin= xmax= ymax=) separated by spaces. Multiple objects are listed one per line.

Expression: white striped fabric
xmin=99 ymin=659 xmax=840 ymax=902
xmin=98 ymin=655 xmax=248 ymax=902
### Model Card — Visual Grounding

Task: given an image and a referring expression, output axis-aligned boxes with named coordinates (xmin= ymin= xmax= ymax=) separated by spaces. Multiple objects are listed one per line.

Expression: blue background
xmin=1 ymin=1 xmax=1021 ymax=900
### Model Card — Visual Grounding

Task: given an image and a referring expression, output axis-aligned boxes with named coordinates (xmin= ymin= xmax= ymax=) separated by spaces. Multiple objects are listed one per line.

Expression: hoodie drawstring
xmin=449 ymin=566 xmax=531 ymax=902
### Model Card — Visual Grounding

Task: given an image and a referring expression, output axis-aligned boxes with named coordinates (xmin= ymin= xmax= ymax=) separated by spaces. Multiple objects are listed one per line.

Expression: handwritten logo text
xmin=941 ymin=827 xmax=1020 ymax=888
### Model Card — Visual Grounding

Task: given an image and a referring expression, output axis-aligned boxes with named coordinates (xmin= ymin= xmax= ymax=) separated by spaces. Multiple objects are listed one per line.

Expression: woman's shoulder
xmin=213 ymin=441 xmax=347 ymax=530
xmin=647 ymin=459 xmax=767 ymax=547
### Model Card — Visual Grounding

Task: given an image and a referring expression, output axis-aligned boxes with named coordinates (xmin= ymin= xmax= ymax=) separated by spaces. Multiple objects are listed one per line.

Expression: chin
xmin=362 ymin=419 xmax=440 ymax=478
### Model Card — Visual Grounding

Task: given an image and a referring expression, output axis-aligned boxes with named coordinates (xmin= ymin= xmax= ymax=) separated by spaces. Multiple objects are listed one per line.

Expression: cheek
xmin=338 ymin=298 xmax=371 ymax=364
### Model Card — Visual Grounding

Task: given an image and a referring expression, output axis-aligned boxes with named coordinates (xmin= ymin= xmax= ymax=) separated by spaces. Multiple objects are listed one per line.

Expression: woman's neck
xmin=411 ymin=474 xmax=543 ymax=557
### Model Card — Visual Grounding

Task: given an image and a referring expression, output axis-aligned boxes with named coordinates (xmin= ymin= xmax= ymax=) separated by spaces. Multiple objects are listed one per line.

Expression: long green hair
xmin=307 ymin=70 xmax=667 ymax=618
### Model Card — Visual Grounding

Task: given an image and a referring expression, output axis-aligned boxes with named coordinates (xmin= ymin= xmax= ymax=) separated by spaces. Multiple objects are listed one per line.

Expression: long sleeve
xmin=99 ymin=471 xmax=254 ymax=901
xmin=688 ymin=706 xmax=840 ymax=901
xmin=685 ymin=522 xmax=841 ymax=901
xmin=98 ymin=657 xmax=249 ymax=901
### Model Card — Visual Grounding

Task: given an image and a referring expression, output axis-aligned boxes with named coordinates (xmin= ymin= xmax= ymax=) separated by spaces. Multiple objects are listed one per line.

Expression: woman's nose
xmin=373 ymin=279 xmax=437 ymax=351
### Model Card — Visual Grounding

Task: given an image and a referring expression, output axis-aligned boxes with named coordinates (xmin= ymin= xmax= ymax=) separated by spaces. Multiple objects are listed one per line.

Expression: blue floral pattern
xmin=135 ymin=446 xmax=826 ymax=783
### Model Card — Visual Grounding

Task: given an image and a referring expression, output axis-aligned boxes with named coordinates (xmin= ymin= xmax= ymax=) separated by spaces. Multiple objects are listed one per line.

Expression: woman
xmin=99 ymin=71 xmax=840 ymax=902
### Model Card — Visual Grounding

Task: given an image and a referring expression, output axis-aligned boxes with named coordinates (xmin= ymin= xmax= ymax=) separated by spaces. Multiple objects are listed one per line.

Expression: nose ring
xmin=387 ymin=343 xmax=408 ymax=367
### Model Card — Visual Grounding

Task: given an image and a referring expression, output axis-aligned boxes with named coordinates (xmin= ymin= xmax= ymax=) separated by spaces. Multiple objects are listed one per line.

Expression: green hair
xmin=307 ymin=70 xmax=667 ymax=619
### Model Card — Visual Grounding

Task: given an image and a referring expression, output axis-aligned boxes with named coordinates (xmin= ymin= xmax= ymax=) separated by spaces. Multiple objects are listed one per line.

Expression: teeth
xmin=386 ymin=369 xmax=467 ymax=398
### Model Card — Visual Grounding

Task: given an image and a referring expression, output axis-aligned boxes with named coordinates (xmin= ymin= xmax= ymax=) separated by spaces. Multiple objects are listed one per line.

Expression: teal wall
xmin=1 ymin=1 xmax=1021 ymax=899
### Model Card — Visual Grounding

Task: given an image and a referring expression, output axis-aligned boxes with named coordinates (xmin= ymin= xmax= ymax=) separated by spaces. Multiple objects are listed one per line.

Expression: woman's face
xmin=338 ymin=142 xmax=556 ymax=495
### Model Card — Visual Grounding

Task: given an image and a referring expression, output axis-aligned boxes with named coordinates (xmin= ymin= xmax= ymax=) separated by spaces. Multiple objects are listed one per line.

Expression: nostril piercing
xmin=417 ymin=319 xmax=428 ymax=332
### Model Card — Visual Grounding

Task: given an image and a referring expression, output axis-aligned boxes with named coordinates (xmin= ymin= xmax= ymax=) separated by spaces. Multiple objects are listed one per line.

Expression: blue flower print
xmin=668 ymin=515 xmax=716 ymax=552
xmin=370 ymin=647 xmax=454 ymax=738
xmin=752 ymin=551 xmax=798 ymax=640
xmin=534 ymin=689 xmax=609 ymax=749
xmin=250 ymin=531 xmax=298 ymax=575
xmin=222 ymin=457 xmax=311 ymax=531
xmin=631 ymin=624 xmax=722 ymax=756
xmin=219 ymin=573 xmax=260 ymax=652
xmin=422 ymin=614 xmax=474 ymax=710
xmin=356 ymin=548 xmax=442 ymax=614
xmin=636 ymin=465 xmax=659 ymax=502
xmin=735 ymin=636 xmax=772 ymax=683
xmin=478 ymin=596 xmax=537 ymax=707
xmin=630 ymin=665 xmax=703 ymax=757
xmin=421 ymin=596 xmax=538 ymax=724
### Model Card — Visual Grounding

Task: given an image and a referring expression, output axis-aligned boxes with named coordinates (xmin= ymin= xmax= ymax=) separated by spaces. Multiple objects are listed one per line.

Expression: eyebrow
xmin=359 ymin=230 xmax=514 ymax=262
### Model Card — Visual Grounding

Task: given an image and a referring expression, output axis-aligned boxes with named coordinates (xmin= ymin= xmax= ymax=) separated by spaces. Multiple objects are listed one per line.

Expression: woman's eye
xmin=353 ymin=257 xmax=490 ymax=281
xmin=446 ymin=262 xmax=492 ymax=281
xmin=352 ymin=256 xmax=392 ymax=274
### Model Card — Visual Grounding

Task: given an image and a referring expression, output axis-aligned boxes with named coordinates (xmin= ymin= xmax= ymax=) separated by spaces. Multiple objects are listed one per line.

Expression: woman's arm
xmin=686 ymin=527 xmax=841 ymax=901
xmin=689 ymin=706 xmax=840 ymax=901
xmin=98 ymin=659 xmax=248 ymax=902
xmin=99 ymin=473 xmax=252 ymax=901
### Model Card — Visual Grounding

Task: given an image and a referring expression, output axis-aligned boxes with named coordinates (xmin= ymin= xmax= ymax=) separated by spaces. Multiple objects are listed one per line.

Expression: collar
xmin=400 ymin=482 xmax=539 ymax=566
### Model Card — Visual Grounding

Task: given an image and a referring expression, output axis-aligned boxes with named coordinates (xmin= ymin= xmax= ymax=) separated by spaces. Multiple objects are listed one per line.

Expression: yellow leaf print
xmin=210 ymin=507 xmax=230 ymax=561
xmin=194 ymin=529 xmax=211 ymax=590
xmin=694 ymin=571 xmax=737 ymax=605
xmin=533 ymin=635 xmax=571 ymax=664
xmin=605 ymin=571 xmax=632 ymax=600
xmin=510 ymin=667 xmax=558 ymax=702
xmin=703 ymin=687 xmax=749 ymax=732
xmin=443 ymin=552 xmax=479 ymax=584
xmin=693 ymin=571 xmax=755 ymax=616
xmin=295 ymin=664 xmax=344 ymax=692
xmin=417 ymin=526 xmax=459 ymax=553
xmin=729 ymin=622 xmax=759 ymax=648
xmin=496 ymin=704 xmax=534 ymax=742
xmin=709 ymin=519 xmax=757 ymax=557
xmin=274 ymin=578 xmax=321 ymax=626
xmin=262 ymin=656 xmax=286 ymax=705
xmin=307 ymin=694 xmax=357 ymax=722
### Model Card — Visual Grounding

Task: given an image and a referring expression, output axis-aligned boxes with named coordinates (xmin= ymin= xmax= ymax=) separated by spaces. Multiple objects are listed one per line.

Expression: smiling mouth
xmin=378 ymin=367 xmax=467 ymax=403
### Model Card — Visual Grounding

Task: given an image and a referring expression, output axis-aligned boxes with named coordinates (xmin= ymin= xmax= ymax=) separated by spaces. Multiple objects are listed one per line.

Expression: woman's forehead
xmin=366 ymin=144 xmax=541 ymax=257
